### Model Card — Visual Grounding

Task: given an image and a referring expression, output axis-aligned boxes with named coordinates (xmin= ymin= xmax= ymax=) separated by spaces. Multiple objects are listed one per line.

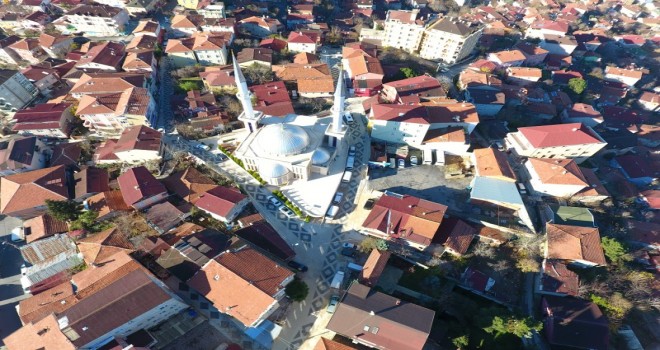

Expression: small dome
xmin=311 ymin=148 xmax=331 ymax=165
xmin=258 ymin=162 xmax=290 ymax=180
xmin=255 ymin=123 xmax=310 ymax=157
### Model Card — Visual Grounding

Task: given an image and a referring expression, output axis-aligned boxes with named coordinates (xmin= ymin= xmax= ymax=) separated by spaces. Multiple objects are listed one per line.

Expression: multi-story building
xmin=419 ymin=17 xmax=482 ymax=64
xmin=383 ymin=10 xmax=425 ymax=53
xmin=505 ymin=123 xmax=607 ymax=163
xmin=0 ymin=69 xmax=39 ymax=111
xmin=8 ymin=38 xmax=48 ymax=65
xmin=165 ymin=32 xmax=228 ymax=68
xmin=11 ymin=103 xmax=73 ymax=139
xmin=53 ymin=3 xmax=129 ymax=37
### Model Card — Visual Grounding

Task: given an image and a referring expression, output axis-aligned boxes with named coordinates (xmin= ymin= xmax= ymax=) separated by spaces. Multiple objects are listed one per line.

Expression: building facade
xmin=419 ymin=17 xmax=482 ymax=64
xmin=383 ymin=10 xmax=425 ymax=53
xmin=0 ymin=69 xmax=39 ymax=111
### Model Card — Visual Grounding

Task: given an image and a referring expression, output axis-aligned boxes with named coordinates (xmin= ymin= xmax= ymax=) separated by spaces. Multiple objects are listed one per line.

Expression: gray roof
xmin=470 ymin=176 xmax=523 ymax=207
xmin=0 ymin=69 xmax=18 ymax=85
xmin=428 ymin=17 xmax=479 ymax=37
xmin=553 ymin=206 xmax=594 ymax=227
xmin=21 ymin=234 xmax=77 ymax=265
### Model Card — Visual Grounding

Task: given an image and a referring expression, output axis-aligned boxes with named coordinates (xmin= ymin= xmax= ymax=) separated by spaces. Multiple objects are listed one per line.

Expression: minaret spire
xmin=332 ymin=68 xmax=345 ymax=133
xmin=232 ymin=52 xmax=255 ymax=120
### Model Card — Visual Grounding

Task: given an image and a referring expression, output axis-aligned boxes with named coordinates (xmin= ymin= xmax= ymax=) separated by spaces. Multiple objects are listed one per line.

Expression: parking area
xmin=367 ymin=165 xmax=472 ymax=212
xmin=159 ymin=319 xmax=237 ymax=350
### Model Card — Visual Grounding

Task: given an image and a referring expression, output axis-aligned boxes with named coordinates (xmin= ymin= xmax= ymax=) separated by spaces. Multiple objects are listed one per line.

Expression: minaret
xmin=233 ymin=53 xmax=261 ymax=133
xmin=332 ymin=68 xmax=345 ymax=133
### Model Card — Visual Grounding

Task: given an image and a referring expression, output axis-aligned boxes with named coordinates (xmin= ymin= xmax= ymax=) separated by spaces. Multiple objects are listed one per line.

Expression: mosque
xmin=232 ymin=55 xmax=349 ymax=187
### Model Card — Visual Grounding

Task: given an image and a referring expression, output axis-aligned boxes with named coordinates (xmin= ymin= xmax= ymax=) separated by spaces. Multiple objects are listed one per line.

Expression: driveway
xmin=0 ymin=215 xmax=26 ymax=344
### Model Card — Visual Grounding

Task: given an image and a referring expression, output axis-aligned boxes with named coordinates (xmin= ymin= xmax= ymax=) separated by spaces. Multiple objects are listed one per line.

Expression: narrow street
xmin=0 ymin=216 xmax=28 ymax=343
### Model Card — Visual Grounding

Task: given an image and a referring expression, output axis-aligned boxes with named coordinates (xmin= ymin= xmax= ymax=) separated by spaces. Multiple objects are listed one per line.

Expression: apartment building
xmin=0 ymin=69 xmax=39 ymax=111
xmin=419 ymin=17 xmax=482 ymax=64
xmin=53 ymin=3 xmax=129 ymax=37
xmin=383 ymin=10 xmax=425 ymax=53
xmin=165 ymin=32 xmax=228 ymax=68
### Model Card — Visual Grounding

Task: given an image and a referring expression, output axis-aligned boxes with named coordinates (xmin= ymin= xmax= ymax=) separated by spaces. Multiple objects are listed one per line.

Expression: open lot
xmin=367 ymin=165 xmax=472 ymax=212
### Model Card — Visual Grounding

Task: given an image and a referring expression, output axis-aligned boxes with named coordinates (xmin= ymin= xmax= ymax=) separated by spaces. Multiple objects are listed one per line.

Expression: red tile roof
xmin=0 ymin=166 xmax=69 ymax=215
xmin=216 ymin=246 xmax=293 ymax=296
xmin=162 ymin=167 xmax=216 ymax=204
xmin=23 ymin=214 xmax=69 ymax=243
xmin=117 ymin=166 xmax=166 ymax=207
xmin=541 ymin=259 xmax=579 ymax=296
xmin=546 ymin=223 xmax=606 ymax=265
xmin=195 ymin=186 xmax=247 ymax=218
xmin=371 ymin=102 xmax=479 ymax=124
xmin=528 ymin=158 xmax=588 ymax=186
xmin=359 ymin=249 xmax=391 ymax=286
xmin=518 ymin=123 xmax=603 ymax=148
xmin=435 ymin=218 xmax=476 ymax=255
xmin=474 ymin=147 xmax=516 ymax=181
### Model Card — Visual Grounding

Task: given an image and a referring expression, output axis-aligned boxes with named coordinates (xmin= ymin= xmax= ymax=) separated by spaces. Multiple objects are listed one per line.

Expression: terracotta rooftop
xmin=85 ymin=190 xmax=131 ymax=219
xmin=188 ymin=259 xmax=277 ymax=327
xmin=384 ymin=75 xmax=443 ymax=98
xmin=3 ymin=314 xmax=76 ymax=350
xmin=473 ymin=147 xmax=516 ymax=181
xmin=23 ymin=214 xmax=69 ymax=244
xmin=237 ymin=47 xmax=273 ymax=64
xmin=371 ymin=101 xmax=479 ymax=124
xmin=546 ymin=223 xmax=606 ymax=265
xmin=216 ymin=246 xmax=293 ymax=296
xmin=435 ymin=217 xmax=476 ymax=255
xmin=518 ymin=123 xmax=603 ymax=148
xmin=422 ymin=126 xmax=466 ymax=144
xmin=543 ymin=296 xmax=609 ymax=350
xmin=49 ymin=142 xmax=81 ymax=167
xmin=0 ymin=165 xmax=69 ymax=215
xmin=235 ymin=220 xmax=296 ymax=261
xmin=527 ymin=158 xmax=588 ymax=186
xmin=490 ymin=49 xmax=525 ymax=63
xmin=77 ymin=227 xmax=134 ymax=265
xmin=507 ymin=67 xmax=542 ymax=78
xmin=195 ymin=185 xmax=247 ymax=218
xmin=605 ymin=66 xmax=643 ymax=79
xmin=117 ymin=166 xmax=166 ymax=207
xmin=359 ymin=249 xmax=391 ymax=286
xmin=314 ymin=338 xmax=357 ymax=350
xmin=163 ymin=167 xmax=216 ymax=204
xmin=541 ymin=259 xmax=579 ymax=296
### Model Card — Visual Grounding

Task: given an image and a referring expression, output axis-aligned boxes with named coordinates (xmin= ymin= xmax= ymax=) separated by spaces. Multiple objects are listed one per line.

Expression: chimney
xmin=395 ymin=299 xmax=401 ymax=305
xmin=213 ymin=274 xmax=220 ymax=281
xmin=369 ymin=311 xmax=375 ymax=315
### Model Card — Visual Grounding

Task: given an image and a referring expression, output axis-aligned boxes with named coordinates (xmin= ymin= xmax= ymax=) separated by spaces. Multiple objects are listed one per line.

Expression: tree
xmin=46 ymin=199 xmax=82 ymax=222
xmin=70 ymin=210 xmax=108 ymax=232
xmin=483 ymin=315 xmax=543 ymax=339
xmin=326 ymin=26 xmax=342 ymax=45
xmin=243 ymin=63 xmax=274 ymax=85
xmin=568 ymin=78 xmax=587 ymax=95
xmin=452 ymin=335 xmax=469 ymax=349
xmin=357 ymin=237 xmax=388 ymax=253
xmin=400 ymin=67 xmax=418 ymax=79
xmin=177 ymin=81 xmax=201 ymax=92
xmin=516 ymin=257 xmax=540 ymax=273
xmin=601 ymin=237 xmax=630 ymax=264
xmin=285 ymin=278 xmax=309 ymax=302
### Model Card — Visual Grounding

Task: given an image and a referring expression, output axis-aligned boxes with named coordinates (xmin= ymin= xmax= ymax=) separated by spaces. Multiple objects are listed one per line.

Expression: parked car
xmin=279 ymin=206 xmax=296 ymax=218
xmin=333 ymin=192 xmax=344 ymax=204
xmin=343 ymin=112 xmax=354 ymax=124
xmin=195 ymin=143 xmax=210 ymax=151
xmin=410 ymin=155 xmax=419 ymax=165
xmin=341 ymin=246 xmax=356 ymax=257
xmin=267 ymin=196 xmax=284 ymax=208
xmin=398 ymin=159 xmax=405 ymax=168
xmin=349 ymin=146 xmax=356 ymax=156
xmin=287 ymin=260 xmax=308 ymax=272
xmin=364 ymin=198 xmax=376 ymax=210
xmin=327 ymin=295 xmax=340 ymax=313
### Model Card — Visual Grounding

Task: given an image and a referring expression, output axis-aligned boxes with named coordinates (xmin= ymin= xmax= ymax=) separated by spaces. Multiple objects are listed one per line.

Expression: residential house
xmin=359 ymin=249 xmax=391 ymax=287
xmin=0 ymin=36 xmax=22 ymax=66
xmin=201 ymin=18 xmax=236 ymax=34
xmin=19 ymin=10 xmax=51 ymax=32
xmin=145 ymin=201 xmax=190 ymax=234
xmin=259 ymin=37 xmax=287 ymax=52
xmin=117 ymin=166 xmax=168 ymax=210
xmin=124 ymin=0 xmax=159 ymax=16
xmin=272 ymin=63 xmax=334 ymax=98
xmin=468 ymin=176 xmax=534 ymax=231
xmin=436 ymin=218 xmax=476 ymax=256
xmin=238 ymin=16 xmax=281 ymax=38
xmin=250 ymin=81 xmax=295 ymax=117
xmin=551 ymin=70 xmax=583 ymax=86
xmin=286 ymin=12 xmax=314 ymax=29
xmin=381 ymin=75 xmax=444 ymax=103
xmin=235 ymin=220 xmax=296 ymax=261
xmin=314 ymin=338 xmax=358 ymax=350
xmin=361 ymin=192 xmax=448 ymax=250
xmin=9 ymin=38 xmax=48 ymax=65
xmin=625 ymin=220 xmax=659 ymax=250
xmin=195 ymin=186 xmax=249 ymax=223
xmin=552 ymin=206 xmax=595 ymax=227
xmin=487 ymin=49 xmax=526 ymax=67
xmin=0 ymin=69 xmax=39 ymax=110
xmin=178 ymin=0 xmax=211 ymax=10
xmin=169 ymin=14 xmax=204 ymax=38
xmin=421 ymin=126 xmax=470 ymax=156
xmin=287 ymin=31 xmax=320 ymax=54
xmin=123 ymin=50 xmax=157 ymax=79
xmin=545 ymin=223 xmax=606 ymax=267
xmin=187 ymin=246 xmax=293 ymax=328
xmin=505 ymin=123 xmax=607 ymax=163
xmin=93 ymin=125 xmax=162 ymax=165
xmin=514 ymin=41 xmax=549 ymax=66
xmin=73 ymin=166 xmax=110 ymax=200
xmin=525 ymin=158 xmax=592 ymax=198
xmin=162 ymin=167 xmax=216 ymax=204
xmin=506 ymin=67 xmax=542 ymax=85
xmin=200 ymin=65 xmax=236 ymax=93
xmin=539 ymin=35 xmax=578 ymax=55
xmin=538 ymin=259 xmax=579 ymax=296
xmin=383 ymin=10 xmax=425 ymax=53
xmin=237 ymin=47 xmax=273 ymax=68
xmin=0 ymin=166 xmax=70 ymax=219
xmin=524 ymin=19 xmax=569 ymax=39
xmin=84 ymin=190 xmax=132 ymax=221
xmin=20 ymin=65 xmax=60 ymax=95
xmin=165 ymin=32 xmax=228 ymax=68
xmin=369 ymin=100 xmax=479 ymax=149
xmin=343 ymin=53 xmax=384 ymax=98
xmin=464 ymin=88 xmax=505 ymax=117
xmin=76 ymin=227 xmax=134 ymax=265
xmin=638 ymin=91 xmax=659 ymax=111
xmin=19 ymin=234 xmax=83 ymax=293
xmin=5 ymin=251 xmax=188 ymax=350
xmin=53 ymin=3 xmax=129 ymax=37
xmin=0 ymin=136 xmax=45 ymax=177
xmin=419 ymin=17 xmax=483 ymax=64
xmin=472 ymin=147 xmax=516 ymax=182
xmin=326 ymin=283 xmax=435 ymax=350
xmin=612 ymin=153 xmax=659 ymax=186
xmin=75 ymin=42 xmax=126 ymax=72
xmin=11 ymin=103 xmax=73 ymax=139
xmin=22 ymin=214 xmax=69 ymax=243
xmin=561 ymin=103 xmax=602 ymax=127
xmin=541 ymin=296 xmax=609 ymax=350
xmin=604 ymin=66 xmax=644 ymax=87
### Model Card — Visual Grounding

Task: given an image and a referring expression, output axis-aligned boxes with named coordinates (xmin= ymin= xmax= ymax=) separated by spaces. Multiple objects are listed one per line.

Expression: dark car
xmin=364 ymin=199 xmax=376 ymax=210
xmin=287 ymin=260 xmax=308 ymax=272
xmin=341 ymin=247 xmax=356 ymax=257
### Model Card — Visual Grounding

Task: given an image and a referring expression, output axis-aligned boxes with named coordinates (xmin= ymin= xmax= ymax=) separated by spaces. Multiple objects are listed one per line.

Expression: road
xmin=161 ymin=97 xmax=371 ymax=350
xmin=156 ymin=57 xmax=175 ymax=132
xmin=0 ymin=215 xmax=27 ymax=344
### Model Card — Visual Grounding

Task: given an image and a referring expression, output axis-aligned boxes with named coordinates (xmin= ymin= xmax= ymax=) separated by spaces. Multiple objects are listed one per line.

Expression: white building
xmin=165 ymin=33 xmax=228 ymax=68
xmin=53 ymin=3 xmax=129 ymax=37
xmin=604 ymin=66 xmax=644 ymax=87
xmin=505 ymin=123 xmax=607 ymax=164
xmin=383 ymin=10 xmax=425 ymax=53
xmin=0 ymin=69 xmax=39 ymax=111
xmin=525 ymin=158 xmax=590 ymax=198
xmin=419 ymin=17 xmax=482 ymax=64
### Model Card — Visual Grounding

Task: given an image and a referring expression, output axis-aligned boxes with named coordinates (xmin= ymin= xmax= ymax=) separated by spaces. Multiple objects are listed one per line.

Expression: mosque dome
xmin=258 ymin=162 xmax=290 ymax=180
xmin=255 ymin=123 xmax=310 ymax=157
xmin=311 ymin=148 xmax=331 ymax=165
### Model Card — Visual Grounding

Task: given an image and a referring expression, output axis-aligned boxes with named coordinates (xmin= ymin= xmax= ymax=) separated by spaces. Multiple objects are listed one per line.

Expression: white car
xmin=343 ymin=112 xmax=354 ymax=124
xmin=342 ymin=242 xmax=356 ymax=249
xmin=348 ymin=146 xmax=356 ymax=156
xmin=333 ymin=192 xmax=344 ymax=204
xmin=410 ymin=156 xmax=419 ymax=165
xmin=279 ymin=206 xmax=296 ymax=218
xmin=267 ymin=196 xmax=284 ymax=208
xmin=195 ymin=143 xmax=210 ymax=151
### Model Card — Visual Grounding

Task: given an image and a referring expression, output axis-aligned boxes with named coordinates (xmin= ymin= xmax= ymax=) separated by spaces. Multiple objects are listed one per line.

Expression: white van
xmin=326 ymin=205 xmax=339 ymax=219
xmin=341 ymin=171 xmax=352 ymax=183
xmin=423 ymin=149 xmax=433 ymax=165
xmin=346 ymin=156 xmax=355 ymax=170
xmin=330 ymin=270 xmax=345 ymax=289
xmin=435 ymin=150 xmax=445 ymax=165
